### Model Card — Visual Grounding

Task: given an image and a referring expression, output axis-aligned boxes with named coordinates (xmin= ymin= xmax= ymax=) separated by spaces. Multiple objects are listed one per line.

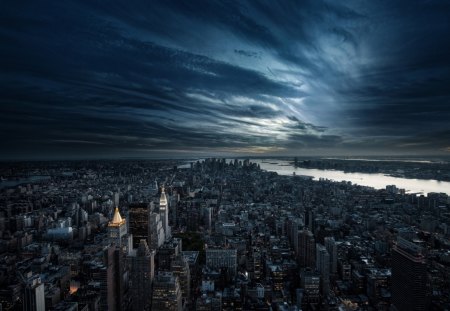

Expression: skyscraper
xmin=391 ymin=237 xmax=428 ymax=311
xmin=315 ymin=243 xmax=330 ymax=296
xmin=298 ymin=229 xmax=316 ymax=268
xmin=324 ymin=237 xmax=337 ymax=274
xmin=128 ymin=202 xmax=151 ymax=249
xmin=160 ymin=187 xmax=171 ymax=241
xmin=108 ymin=207 xmax=130 ymax=254
xmin=129 ymin=240 xmax=155 ymax=311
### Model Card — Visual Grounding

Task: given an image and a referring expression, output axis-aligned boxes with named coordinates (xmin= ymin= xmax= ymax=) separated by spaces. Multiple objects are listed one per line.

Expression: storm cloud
xmin=1 ymin=0 xmax=449 ymax=159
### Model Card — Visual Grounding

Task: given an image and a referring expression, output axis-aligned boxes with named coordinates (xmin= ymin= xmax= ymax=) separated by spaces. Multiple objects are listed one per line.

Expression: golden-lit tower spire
xmin=110 ymin=207 xmax=125 ymax=226
xmin=108 ymin=207 xmax=128 ymax=252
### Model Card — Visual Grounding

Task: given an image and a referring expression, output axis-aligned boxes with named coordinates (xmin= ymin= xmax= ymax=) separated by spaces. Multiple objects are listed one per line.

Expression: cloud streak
xmin=1 ymin=0 xmax=449 ymax=158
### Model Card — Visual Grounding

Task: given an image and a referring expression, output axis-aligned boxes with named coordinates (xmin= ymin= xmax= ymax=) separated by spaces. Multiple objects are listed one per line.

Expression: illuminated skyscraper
xmin=160 ymin=187 xmax=171 ymax=241
xmin=108 ymin=207 xmax=130 ymax=253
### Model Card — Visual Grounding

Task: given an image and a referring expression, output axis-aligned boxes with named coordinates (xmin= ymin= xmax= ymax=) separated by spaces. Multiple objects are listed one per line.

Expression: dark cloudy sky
xmin=1 ymin=0 xmax=450 ymax=159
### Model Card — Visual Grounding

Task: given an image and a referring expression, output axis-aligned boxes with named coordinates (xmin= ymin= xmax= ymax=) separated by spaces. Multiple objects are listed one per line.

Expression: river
xmin=252 ymin=159 xmax=450 ymax=196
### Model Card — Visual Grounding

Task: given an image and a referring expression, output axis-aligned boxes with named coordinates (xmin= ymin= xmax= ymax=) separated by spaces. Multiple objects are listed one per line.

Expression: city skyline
xmin=1 ymin=1 xmax=450 ymax=159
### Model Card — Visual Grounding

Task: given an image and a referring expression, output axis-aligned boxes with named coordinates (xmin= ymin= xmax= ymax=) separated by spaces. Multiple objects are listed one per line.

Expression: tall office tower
xmin=315 ymin=243 xmax=330 ymax=296
xmin=290 ymin=218 xmax=303 ymax=257
xmin=324 ymin=237 xmax=338 ymax=274
xmin=108 ymin=207 xmax=130 ymax=254
xmin=391 ymin=237 xmax=428 ymax=311
xmin=152 ymin=272 xmax=182 ymax=311
xmin=171 ymin=255 xmax=191 ymax=302
xmin=160 ymin=187 xmax=171 ymax=241
xmin=205 ymin=248 xmax=237 ymax=278
xmin=128 ymin=202 xmax=151 ymax=249
xmin=298 ymin=229 xmax=316 ymax=268
xmin=129 ymin=240 xmax=155 ymax=311
xmin=23 ymin=277 xmax=45 ymax=311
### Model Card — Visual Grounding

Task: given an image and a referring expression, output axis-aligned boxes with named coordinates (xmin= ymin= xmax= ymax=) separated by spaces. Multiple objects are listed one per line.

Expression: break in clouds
xmin=1 ymin=0 xmax=450 ymax=158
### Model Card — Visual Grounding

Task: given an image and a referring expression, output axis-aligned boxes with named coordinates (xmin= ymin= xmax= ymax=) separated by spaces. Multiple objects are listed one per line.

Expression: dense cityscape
xmin=1 ymin=158 xmax=449 ymax=310
xmin=2 ymin=1 xmax=450 ymax=310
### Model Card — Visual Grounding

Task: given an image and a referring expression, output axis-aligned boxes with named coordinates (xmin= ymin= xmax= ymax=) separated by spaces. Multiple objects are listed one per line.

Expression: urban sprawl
xmin=0 ymin=158 xmax=449 ymax=310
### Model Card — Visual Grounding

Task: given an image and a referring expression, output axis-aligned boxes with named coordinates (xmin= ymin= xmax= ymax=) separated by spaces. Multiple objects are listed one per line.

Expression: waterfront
xmin=253 ymin=159 xmax=450 ymax=195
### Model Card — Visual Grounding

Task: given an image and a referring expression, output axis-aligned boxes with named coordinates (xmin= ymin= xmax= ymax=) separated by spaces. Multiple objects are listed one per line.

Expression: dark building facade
xmin=129 ymin=240 xmax=154 ymax=311
xmin=128 ymin=203 xmax=151 ymax=249
xmin=391 ymin=238 xmax=428 ymax=311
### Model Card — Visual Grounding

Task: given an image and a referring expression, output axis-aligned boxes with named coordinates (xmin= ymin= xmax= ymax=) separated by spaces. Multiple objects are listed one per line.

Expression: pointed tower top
xmin=160 ymin=186 xmax=167 ymax=205
xmin=110 ymin=207 xmax=125 ymax=226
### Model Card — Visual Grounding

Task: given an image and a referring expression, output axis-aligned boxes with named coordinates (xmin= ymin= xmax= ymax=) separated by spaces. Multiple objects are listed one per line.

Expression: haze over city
xmin=1 ymin=0 xmax=450 ymax=159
